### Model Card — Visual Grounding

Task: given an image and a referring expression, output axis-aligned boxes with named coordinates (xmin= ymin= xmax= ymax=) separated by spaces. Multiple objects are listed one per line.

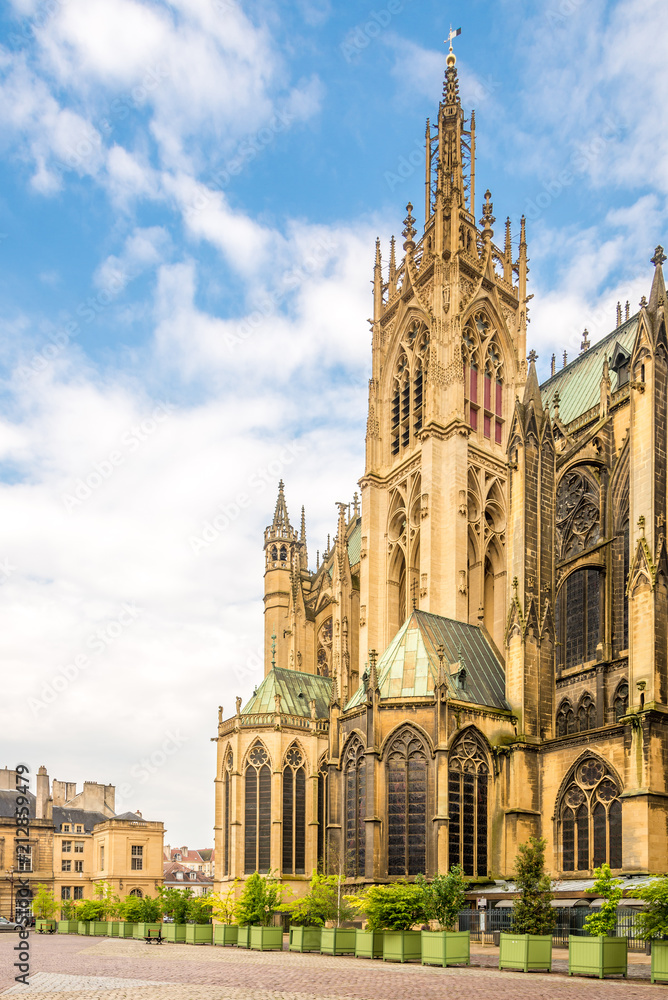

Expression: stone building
xmin=213 ymin=42 xmax=668 ymax=894
xmin=0 ymin=766 xmax=164 ymax=917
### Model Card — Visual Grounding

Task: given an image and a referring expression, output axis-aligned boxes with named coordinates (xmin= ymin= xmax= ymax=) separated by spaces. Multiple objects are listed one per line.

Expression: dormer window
xmin=610 ymin=343 xmax=631 ymax=389
xmin=62 ymin=824 xmax=70 ymax=833
xmin=176 ymin=871 xmax=183 ymax=880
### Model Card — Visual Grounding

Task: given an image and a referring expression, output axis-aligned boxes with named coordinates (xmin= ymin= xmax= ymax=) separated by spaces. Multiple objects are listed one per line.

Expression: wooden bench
xmin=145 ymin=928 xmax=163 ymax=944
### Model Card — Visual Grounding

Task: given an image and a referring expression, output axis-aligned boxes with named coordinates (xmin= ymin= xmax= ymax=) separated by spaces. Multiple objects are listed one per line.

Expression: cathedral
xmin=213 ymin=42 xmax=668 ymax=893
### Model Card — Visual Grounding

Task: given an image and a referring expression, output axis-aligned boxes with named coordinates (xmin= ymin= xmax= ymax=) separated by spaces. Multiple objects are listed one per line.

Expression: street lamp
xmin=5 ymin=867 xmax=15 ymax=921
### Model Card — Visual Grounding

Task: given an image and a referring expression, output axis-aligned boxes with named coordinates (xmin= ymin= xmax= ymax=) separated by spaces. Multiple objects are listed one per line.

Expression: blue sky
xmin=0 ymin=0 xmax=666 ymax=846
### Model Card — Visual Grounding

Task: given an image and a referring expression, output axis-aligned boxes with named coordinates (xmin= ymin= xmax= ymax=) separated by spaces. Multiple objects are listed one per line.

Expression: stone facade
xmin=214 ymin=45 xmax=668 ymax=895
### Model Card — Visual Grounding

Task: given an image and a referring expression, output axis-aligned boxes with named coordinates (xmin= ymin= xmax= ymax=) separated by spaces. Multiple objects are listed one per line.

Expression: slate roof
xmin=53 ymin=807 xmax=109 ymax=832
xmin=113 ymin=811 xmax=148 ymax=823
xmin=242 ymin=666 xmax=332 ymax=718
xmin=0 ymin=789 xmax=35 ymax=819
xmin=540 ymin=315 xmax=638 ymax=425
xmin=345 ymin=609 xmax=510 ymax=711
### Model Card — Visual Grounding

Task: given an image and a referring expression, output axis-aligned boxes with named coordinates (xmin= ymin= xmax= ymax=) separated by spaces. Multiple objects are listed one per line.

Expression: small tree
xmin=630 ymin=876 xmax=668 ymax=940
xmin=94 ymin=881 xmax=119 ymax=921
xmin=208 ymin=881 xmax=239 ymax=924
xmin=418 ymin=865 xmax=469 ymax=931
xmin=76 ymin=898 xmax=106 ymax=921
xmin=584 ymin=863 xmax=622 ymax=937
xmin=187 ymin=895 xmax=213 ymax=925
xmin=139 ymin=895 xmax=161 ymax=922
xmin=362 ymin=881 xmax=426 ymax=931
xmin=60 ymin=898 xmax=76 ymax=920
xmin=158 ymin=886 xmax=193 ymax=924
xmin=282 ymin=872 xmax=359 ymax=927
xmin=235 ymin=872 xmax=285 ymax=927
xmin=119 ymin=894 xmax=144 ymax=923
xmin=511 ymin=836 xmax=556 ymax=936
xmin=32 ymin=884 xmax=59 ymax=920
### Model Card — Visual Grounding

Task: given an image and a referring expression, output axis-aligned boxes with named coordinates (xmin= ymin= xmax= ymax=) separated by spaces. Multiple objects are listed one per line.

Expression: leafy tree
xmin=584 ymin=864 xmax=622 ymax=937
xmin=32 ymin=884 xmax=59 ymax=920
xmin=138 ymin=895 xmax=161 ymax=922
xmin=60 ymin=898 xmax=77 ymax=920
xmin=282 ymin=872 xmax=359 ymax=927
xmin=510 ymin=836 xmax=556 ymax=936
xmin=119 ymin=895 xmax=144 ymax=923
xmin=158 ymin=886 xmax=193 ymax=924
xmin=418 ymin=865 xmax=469 ymax=931
xmin=94 ymin=881 xmax=120 ymax=920
xmin=208 ymin=881 xmax=239 ymax=924
xmin=76 ymin=898 xmax=106 ymax=921
xmin=235 ymin=872 xmax=286 ymax=927
xmin=361 ymin=881 xmax=426 ymax=931
xmin=186 ymin=895 xmax=213 ymax=925
xmin=630 ymin=876 xmax=668 ymax=940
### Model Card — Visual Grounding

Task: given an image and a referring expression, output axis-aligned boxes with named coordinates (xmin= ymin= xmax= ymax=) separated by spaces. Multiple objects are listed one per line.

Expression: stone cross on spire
xmin=527 ymin=349 xmax=538 ymax=364
xmin=581 ymin=328 xmax=591 ymax=352
xmin=651 ymin=245 xmax=667 ymax=267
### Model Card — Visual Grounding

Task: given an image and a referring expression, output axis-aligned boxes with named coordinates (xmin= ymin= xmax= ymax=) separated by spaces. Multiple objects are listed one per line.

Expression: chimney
xmin=36 ymin=766 xmax=50 ymax=820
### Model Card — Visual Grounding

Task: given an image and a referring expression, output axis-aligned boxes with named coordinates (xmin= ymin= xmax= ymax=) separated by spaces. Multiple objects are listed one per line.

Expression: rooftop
xmin=242 ymin=666 xmax=332 ymax=718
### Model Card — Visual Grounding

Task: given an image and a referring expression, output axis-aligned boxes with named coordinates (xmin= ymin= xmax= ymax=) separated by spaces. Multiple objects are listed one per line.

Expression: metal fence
xmin=458 ymin=907 xmax=647 ymax=952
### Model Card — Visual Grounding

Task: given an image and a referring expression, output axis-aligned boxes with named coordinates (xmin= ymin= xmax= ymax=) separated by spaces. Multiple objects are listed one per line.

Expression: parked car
xmin=0 ymin=916 xmax=22 ymax=932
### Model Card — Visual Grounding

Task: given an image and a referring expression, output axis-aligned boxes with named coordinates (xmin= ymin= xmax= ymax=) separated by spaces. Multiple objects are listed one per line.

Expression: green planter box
xmin=421 ymin=929 xmax=470 ymax=967
xmin=161 ymin=923 xmax=187 ymax=943
xmin=133 ymin=922 xmax=162 ymax=940
xmin=237 ymin=925 xmax=250 ymax=949
xmin=77 ymin=921 xmax=90 ymax=936
xmin=320 ymin=928 xmax=357 ymax=955
xmin=568 ymin=935 xmax=628 ymax=979
xmin=107 ymin=922 xmax=121 ymax=937
xmin=89 ymin=921 xmax=108 ymax=937
xmin=499 ymin=933 xmax=552 ymax=972
xmin=118 ymin=922 xmax=135 ymax=938
xmin=250 ymin=925 xmax=283 ymax=951
xmin=355 ymin=929 xmax=384 ymax=959
xmin=36 ymin=919 xmax=58 ymax=934
xmin=214 ymin=924 xmax=238 ymax=946
xmin=186 ymin=924 xmax=213 ymax=945
xmin=57 ymin=920 xmax=79 ymax=934
xmin=652 ymin=940 xmax=668 ymax=984
xmin=289 ymin=926 xmax=322 ymax=952
xmin=383 ymin=929 xmax=422 ymax=963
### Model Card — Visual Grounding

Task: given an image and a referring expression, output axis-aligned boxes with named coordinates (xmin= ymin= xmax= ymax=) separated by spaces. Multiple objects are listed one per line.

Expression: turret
xmin=263 ymin=481 xmax=300 ymax=674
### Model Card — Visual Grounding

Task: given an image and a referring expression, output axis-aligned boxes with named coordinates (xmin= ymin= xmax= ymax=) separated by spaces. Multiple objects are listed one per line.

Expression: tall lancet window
xmin=223 ymin=748 xmax=233 ymax=877
xmin=463 ymin=314 xmax=503 ymax=445
xmin=390 ymin=323 xmax=429 ymax=458
xmin=244 ymin=742 xmax=271 ymax=874
xmin=344 ymin=739 xmax=366 ymax=877
xmin=448 ymin=731 xmax=489 ymax=877
xmin=560 ymin=756 xmax=622 ymax=872
xmin=282 ymin=744 xmax=306 ymax=875
xmin=386 ymin=728 xmax=428 ymax=876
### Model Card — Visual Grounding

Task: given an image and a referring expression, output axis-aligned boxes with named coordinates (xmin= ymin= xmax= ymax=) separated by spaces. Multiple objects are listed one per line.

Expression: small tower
xmin=263 ymin=482 xmax=300 ymax=674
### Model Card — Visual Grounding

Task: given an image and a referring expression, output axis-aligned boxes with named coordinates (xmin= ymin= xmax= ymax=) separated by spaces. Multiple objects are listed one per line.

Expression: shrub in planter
xmin=419 ymin=866 xmax=470 ymax=968
xmin=185 ymin=894 xmax=213 ymax=943
xmin=499 ymin=836 xmax=555 ymax=973
xmin=33 ymin=884 xmax=59 ymax=932
xmin=629 ymin=875 xmax=668 ymax=983
xmin=283 ymin=872 xmax=358 ymax=954
xmin=158 ymin=886 xmax=192 ymax=942
xmin=76 ymin=899 xmax=107 ymax=935
xmin=209 ymin=880 xmax=239 ymax=946
xmin=568 ymin=864 xmax=627 ymax=979
xmin=362 ymin=881 xmax=425 ymax=963
xmin=235 ymin=871 xmax=285 ymax=927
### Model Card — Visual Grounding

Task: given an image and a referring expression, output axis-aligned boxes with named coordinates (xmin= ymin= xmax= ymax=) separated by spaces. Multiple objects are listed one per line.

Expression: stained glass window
xmin=345 ymin=740 xmax=366 ymax=877
xmin=386 ymin=728 xmax=428 ymax=876
xmin=558 ymin=569 xmax=603 ymax=669
xmin=448 ymin=732 xmax=488 ymax=877
xmin=614 ymin=682 xmax=629 ymax=721
xmin=244 ymin=742 xmax=271 ymax=874
xmin=282 ymin=744 xmax=306 ymax=875
xmin=577 ymin=693 xmax=596 ymax=731
xmin=556 ymin=699 xmax=576 ymax=736
xmin=560 ymin=756 xmax=622 ymax=872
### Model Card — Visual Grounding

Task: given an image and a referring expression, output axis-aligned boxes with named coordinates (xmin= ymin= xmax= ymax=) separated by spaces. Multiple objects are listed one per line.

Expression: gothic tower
xmin=360 ymin=42 xmax=530 ymax=663
xmin=263 ymin=481 xmax=306 ymax=673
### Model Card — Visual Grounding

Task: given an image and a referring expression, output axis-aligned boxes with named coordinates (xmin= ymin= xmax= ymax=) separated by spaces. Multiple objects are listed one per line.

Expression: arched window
xmin=390 ymin=324 xmax=429 ymax=458
xmin=270 ymin=545 xmax=278 ymax=562
xmin=448 ymin=731 xmax=489 ymax=877
xmin=344 ymin=739 xmax=366 ymax=878
xmin=556 ymin=699 xmax=576 ymax=736
xmin=557 ymin=569 xmax=603 ymax=669
xmin=223 ymin=748 xmax=233 ymax=877
xmin=556 ymin=469 xmax=601 ymax=561
xmin=560 ymin=756 xmax=622 ymax=872
xmin=245 ymin=742 xmax=271 ymax=874
xmin=386 ymin=728 xmax=428 ymax=876
xmin=462 ymin=314 xmax=503 ymax=444
xmin=282 ymin=744 xmax=306 ymax=875
xmin=577 ymin=693 xmax=596 ymax=732
xmin=317 ymin=756 xmax=328 ymax=871
xmin=279 ymin=545 xmax=287 ymax=562
xmin=129 ymin=888 xmax=143 ymax=898
xmin=614 ymin=682 xmax=629 ymax=721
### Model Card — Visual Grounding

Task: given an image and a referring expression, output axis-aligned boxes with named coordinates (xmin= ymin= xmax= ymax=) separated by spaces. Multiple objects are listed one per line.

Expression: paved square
xmin=0 ymin=934 xmax=660 ymax=999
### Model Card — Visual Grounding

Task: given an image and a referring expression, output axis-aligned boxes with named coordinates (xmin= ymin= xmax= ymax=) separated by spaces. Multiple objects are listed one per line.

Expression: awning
xmin=589 ymin=898 xmax=606 ymax=907
xmin=551 ymin=898 xmax=583 ymax=908
xmin=620 ymin=899 xmax=646 ymax=908
xmin=494 ymin=900 xmax=514 ymax=908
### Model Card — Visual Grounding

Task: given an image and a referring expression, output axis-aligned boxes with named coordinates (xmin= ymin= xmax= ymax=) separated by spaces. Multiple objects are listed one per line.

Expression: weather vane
xmin=445 ymin=25 xmax=462 ymax=52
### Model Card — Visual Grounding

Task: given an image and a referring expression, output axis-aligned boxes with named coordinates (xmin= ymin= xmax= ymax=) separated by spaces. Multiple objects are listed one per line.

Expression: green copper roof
xmin=345 ymin=610 xmax=510 ymax=712
xmin=347 ymin=518 xmax=361 ymax=565
xmin=540 ymin=315 xmax=638 ymax=425
xmin=242 ymin=667 xmax=332 ymax=718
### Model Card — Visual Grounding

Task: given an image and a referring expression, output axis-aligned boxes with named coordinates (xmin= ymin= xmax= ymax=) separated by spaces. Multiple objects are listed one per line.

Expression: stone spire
xmin=648 ymin=245 xmax=666 ymax=316
xmin=299 ymin=505 xmax=308 ymax=570
xmin=523 ymin=350 xmax=543 ymax=419
xmin=271 ymin=480 xmax=290 ymax=534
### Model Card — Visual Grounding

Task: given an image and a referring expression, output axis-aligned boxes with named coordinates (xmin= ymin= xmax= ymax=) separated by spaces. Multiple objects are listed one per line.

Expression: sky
xmin=0 ymin=0 xmax=666 ymax=848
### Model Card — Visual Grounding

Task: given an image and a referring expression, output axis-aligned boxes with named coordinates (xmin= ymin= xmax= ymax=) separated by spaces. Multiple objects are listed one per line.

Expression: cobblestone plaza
xmin=0 ymin=936 xmax=661 ymax=1000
